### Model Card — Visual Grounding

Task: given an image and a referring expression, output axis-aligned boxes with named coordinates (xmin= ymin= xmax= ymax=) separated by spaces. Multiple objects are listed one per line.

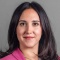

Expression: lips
xmin=23 ymin=36 xmax=34 ymax=40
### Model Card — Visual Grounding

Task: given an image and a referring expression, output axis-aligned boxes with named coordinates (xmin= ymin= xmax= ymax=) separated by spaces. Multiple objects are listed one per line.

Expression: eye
xmin=19 ymin=22 xmax=26 ymax=26
xmin=32 ymin=23 xmax=39 ymax=26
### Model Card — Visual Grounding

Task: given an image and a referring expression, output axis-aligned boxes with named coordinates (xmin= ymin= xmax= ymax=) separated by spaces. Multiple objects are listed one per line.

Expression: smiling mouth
xmin=23 ymin=36 xmax=34 ymax=40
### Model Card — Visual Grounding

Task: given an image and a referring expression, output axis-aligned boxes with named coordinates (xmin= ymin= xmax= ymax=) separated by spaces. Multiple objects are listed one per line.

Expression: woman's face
xmin=16 ymin=8 xmax=42 ymax=48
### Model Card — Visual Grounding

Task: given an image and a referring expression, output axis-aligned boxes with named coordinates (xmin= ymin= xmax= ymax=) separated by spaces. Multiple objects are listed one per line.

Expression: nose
xmin=25 ymin=24 xmax=33 ymax=34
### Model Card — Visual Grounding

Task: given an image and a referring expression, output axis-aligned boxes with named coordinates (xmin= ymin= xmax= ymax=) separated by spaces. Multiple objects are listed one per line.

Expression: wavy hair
xmin=0 ymin=1 xmax=58 ymax=60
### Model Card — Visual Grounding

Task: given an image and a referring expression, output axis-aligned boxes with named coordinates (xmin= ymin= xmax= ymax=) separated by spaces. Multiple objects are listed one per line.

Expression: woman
xmin=0 ymin=1 xmax=60 ymax=60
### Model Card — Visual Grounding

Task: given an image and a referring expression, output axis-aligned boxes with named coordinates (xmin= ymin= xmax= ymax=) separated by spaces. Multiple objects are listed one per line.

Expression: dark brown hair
xmin=0 ymin=1 xmax=58 ymax=60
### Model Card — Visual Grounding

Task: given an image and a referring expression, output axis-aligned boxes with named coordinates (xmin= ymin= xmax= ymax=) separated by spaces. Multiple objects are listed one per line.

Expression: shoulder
xmin=0 ymin=54 xmax=16 ymax=60
xmin=58 ymin=56 xmax=60 ymax=60
xmin=0 ymin=48 xmax=25 ymax=60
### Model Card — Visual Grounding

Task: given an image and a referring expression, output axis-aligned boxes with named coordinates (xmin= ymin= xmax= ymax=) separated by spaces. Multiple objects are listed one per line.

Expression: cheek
xmin=16 ymin=27 xmax=25 ymax=41
xmin=35 ymin=27 xmax=42 ymax=40
xmin=16 ymin=27 xmax=25 ymax=35
xmin=35 ymin=28 xmax=42 ymax=35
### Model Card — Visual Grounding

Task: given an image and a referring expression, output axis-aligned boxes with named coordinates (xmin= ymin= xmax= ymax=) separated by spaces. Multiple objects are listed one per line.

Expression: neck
xmin=19 ymin=44 xmax=39 ymax=60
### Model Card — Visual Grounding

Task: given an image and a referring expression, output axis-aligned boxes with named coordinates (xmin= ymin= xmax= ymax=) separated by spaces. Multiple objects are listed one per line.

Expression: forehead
xmin=19 ymin=8 xmax=40 ymax=21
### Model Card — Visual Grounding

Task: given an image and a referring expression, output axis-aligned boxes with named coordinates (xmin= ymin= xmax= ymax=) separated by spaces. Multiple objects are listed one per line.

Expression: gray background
xmin=0 ymin=0 xmax=60 ymax=56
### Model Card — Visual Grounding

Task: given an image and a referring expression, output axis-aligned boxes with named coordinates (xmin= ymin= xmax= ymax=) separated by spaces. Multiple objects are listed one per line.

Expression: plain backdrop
xmin=0 ymin=0 xmax=60 ymax=56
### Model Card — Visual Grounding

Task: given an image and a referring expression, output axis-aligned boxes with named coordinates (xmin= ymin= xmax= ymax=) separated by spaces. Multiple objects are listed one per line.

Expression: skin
xmin=16 ymin=8 xmax=42 ymax=60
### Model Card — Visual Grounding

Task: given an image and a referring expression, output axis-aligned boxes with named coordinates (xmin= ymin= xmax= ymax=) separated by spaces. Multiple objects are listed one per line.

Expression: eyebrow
xmin=32 ymin=20 xmax=40 ymax=22
xmin=19 ymin=20 xmax=26 ymax=22
xmin=19 ymin=20 xmax=40 ymax=22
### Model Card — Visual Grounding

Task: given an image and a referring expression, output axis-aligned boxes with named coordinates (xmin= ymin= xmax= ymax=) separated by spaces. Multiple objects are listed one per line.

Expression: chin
xmin=25 ymin=44 xmax=37 ymax=48
xmin=25 ymin=46 xmax=35 ymax=48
